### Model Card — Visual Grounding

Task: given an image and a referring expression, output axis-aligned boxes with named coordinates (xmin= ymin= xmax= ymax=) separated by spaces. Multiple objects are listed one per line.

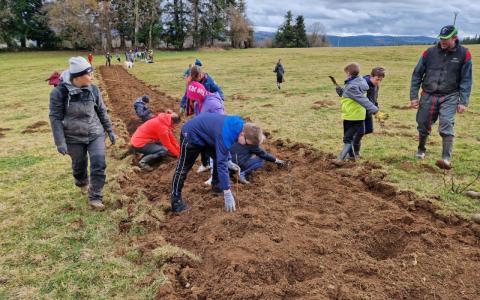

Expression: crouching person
xmin=49 ymin=57 xmax=116 ymax=210
xmin=134 ymin=95 xmax=154 ymax=122
xmin=171 ymin=113 xmax=261 ymax=213
xmin=230 ymin=130 xmax=284 ymax=184
xmin=130 ymin=112 xmax=181 ymax=171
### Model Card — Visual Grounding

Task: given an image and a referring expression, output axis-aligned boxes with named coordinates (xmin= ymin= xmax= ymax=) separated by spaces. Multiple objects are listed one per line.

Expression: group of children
xmin=127 ymin=59 xmax=385 ymax=212
xmin=130 ymin=59 xmax=285 ymax=212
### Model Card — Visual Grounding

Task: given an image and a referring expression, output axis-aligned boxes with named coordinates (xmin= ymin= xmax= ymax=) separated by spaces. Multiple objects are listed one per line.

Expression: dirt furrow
xmin=99 ymin=65 xmax=480 ymax=300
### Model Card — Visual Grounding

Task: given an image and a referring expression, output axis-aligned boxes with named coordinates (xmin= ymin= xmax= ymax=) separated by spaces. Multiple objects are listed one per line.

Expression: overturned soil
xmin=21 ymin=121 xmax=49 ymax=134
xmin=99 ymin=66 xmax=480 ymax=299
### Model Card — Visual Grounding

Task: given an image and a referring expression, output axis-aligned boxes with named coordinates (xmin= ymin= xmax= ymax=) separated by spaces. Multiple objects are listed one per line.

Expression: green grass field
xmin=0 ymin=46 xmax=479 ymax=298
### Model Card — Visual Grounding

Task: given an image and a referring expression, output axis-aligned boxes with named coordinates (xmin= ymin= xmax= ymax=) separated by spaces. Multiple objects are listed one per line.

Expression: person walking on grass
xmin=333 ymin=63 xmax=378 ymax=166
xmin=170 ymin=113 xmax=262 ymax=213
xmin=105 ymin=51 xmax=112 ymax=67
xmin=130 ymin=112 xmax=181 ymax=171
xmin=87 ymin=53 xmax=93 ymax=65
xmin=410 ymin=25 xmax=473 ymax=170
xmin=351 ymin=67 xmax=386 ymax=157
xmin=274 ymin=58 xmax=285 ymax=90
xmin=49 ymin=57 xmax=116 ymax=210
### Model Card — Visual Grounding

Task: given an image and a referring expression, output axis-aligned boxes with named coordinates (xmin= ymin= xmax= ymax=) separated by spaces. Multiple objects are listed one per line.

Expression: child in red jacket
xmin=130 ymin=112 xmax=181 ymax=170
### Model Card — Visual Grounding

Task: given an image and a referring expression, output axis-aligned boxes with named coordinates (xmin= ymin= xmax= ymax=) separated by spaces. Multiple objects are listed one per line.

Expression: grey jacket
xmin=49 ymin=73 xmax=113 ymax=146
xmin=337 ymin=76 xmax=379 ymax=115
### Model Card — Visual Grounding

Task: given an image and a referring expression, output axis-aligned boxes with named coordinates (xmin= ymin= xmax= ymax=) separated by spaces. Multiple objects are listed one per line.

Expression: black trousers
xmin=171 ymin=136 xmax=219 ymax=201
xmin=343 ymin=120 xmax=365 ymax=144
xmin=67 ymin=135 xmax=106 ymax=201
xmin=133 ymin=142 xmax=168 ymax=165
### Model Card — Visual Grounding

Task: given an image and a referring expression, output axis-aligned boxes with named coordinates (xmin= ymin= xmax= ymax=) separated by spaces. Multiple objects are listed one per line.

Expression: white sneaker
xmin=197 ymin=165 xmax=210 ymax=173
xmin=204 ymin=177 xmax=212 ymax=186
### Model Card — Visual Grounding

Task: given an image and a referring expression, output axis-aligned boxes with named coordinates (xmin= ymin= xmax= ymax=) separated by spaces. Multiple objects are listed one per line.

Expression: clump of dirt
xmin=311 ymin=100 xmax=335 ymax=110
xmin=391 ymin=104 xmax=411 ymax=110
xmin=21 ymin=121 xmax=49 ymax=134
xmin=261 ymin=103 xmax=273 ymax=108
xmin=99 ymin=65 xmax=480 ymax=300
xmin=0 ymin=128 xmax=10 ymax=139
xmin=231 ymin=94 xmax=250 ymax=101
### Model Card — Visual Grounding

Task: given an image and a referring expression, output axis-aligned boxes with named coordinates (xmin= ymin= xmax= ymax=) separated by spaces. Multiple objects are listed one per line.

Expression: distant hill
xmin=254 ymin=31 xmax=436 ymax=47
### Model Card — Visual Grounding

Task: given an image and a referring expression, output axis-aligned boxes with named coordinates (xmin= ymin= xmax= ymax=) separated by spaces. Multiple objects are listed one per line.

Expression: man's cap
xmin=195 ymin=58 xmax=202 ymax=66
xmin=439 ymin=25 xmax=458 ymax=39
xmin=142 ymin=95 xmax=150 ymax=103
xmin=69 ymin=56 xmax=93 ymax=79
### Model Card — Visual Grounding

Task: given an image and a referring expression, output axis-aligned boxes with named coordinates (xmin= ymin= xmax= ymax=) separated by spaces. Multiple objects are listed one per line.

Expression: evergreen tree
xmin=294 ymin=15 xmax=308 ymax=47
xmin=275 ymin=10 xmax=295 ymax=47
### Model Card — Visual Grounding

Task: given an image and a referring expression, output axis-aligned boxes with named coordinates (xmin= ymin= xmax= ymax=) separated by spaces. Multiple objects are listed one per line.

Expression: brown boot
xmin=79 ymin=185 xmax=89 ymax=195
xmin=435 ymin=159 xmax=452 ymax=170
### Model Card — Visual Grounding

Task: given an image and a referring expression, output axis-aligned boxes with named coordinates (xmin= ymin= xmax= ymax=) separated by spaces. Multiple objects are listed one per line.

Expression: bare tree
xmin=307 ymin=22 xmax=329 ymax=47
xmin=46 ymin=0 xmax=100 ymax=49
xmin=227 ymin=6 xmax=251 ymax=48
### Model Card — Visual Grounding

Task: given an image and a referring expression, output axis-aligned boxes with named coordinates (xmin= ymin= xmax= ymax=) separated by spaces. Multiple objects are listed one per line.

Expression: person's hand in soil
xmin=275 ymin=158 xmax=285 ymax=166
xmin=57 ymin=145 xmax=68 ymax=155
xmin=224 ymin=190 xmax=236 ymax=212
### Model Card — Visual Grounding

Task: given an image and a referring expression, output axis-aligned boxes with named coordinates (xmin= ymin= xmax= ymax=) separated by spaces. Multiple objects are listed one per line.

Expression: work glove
xmin=335 ymin=86 xmax=344 ymax=97
xmin=179 ymin=107 xmax=185 ymax=114
xmin=275 ymin=158 xmax=285 ymax=166
xmin=57 ymin=145 xmax=68 ymax=155
xmin=227 ymin=160 xmax=241 ymax=173
xmin=108 ymin=131 xmax=116 ymax=145
xmin=223 ymin=190 xmax=236 ymax=212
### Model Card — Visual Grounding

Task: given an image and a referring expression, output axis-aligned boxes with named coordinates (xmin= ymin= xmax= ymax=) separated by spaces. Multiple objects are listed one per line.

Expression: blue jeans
xmin=67 ymin=135 xmax=106 ymax=201
xmin=240 ymin=157 xmax=264 ymax=177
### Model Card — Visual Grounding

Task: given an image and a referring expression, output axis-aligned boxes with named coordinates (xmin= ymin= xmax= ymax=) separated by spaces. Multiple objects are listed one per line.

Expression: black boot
xmin=138 ymin=148 xmax=168 ymax=170
xmin=171 ymin=196 xmax=188 ymax=213
xmin=416 ymin=135 xmax=428 ymax=159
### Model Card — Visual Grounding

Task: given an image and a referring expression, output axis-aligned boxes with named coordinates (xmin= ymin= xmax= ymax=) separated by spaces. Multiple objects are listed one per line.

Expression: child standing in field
xmin=87 ymin=53 xmax=93 ymax=65
xmin=351 ymin=67 xmax=385 ymax=157
xmin=273 ymin=58 xmax=285 ymax=89
xmin=333 ymin=63 xmax=378 ymax=166
xmin=230 ymin=132 xmax=285 ymax=184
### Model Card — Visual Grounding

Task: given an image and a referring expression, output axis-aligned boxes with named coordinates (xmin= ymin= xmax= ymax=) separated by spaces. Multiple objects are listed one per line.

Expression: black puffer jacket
xmin=49 ymin=77 xmax=113 ymax=146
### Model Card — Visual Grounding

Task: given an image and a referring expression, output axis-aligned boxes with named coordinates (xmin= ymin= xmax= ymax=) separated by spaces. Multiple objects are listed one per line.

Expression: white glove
xmin=223 ymin=190 xmax=236 ymax=212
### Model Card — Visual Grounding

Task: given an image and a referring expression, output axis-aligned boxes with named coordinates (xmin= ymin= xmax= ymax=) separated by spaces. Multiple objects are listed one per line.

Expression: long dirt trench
xmin=99 ymin=65 xmax=480 ymax=299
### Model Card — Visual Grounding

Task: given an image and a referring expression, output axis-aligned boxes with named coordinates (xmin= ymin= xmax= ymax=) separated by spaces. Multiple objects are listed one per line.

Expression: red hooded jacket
xmin=130 ymin=113 xmax=180 ymax=157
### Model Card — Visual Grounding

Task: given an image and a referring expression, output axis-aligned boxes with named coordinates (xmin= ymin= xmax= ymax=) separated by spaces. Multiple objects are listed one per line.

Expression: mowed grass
xmin=0 ymin=52 xmax=169 ymax=299
xmin=0 ymin=46 xmax=479 ymax=298
xmin=129 ymin=46 xmax=480 ymax=215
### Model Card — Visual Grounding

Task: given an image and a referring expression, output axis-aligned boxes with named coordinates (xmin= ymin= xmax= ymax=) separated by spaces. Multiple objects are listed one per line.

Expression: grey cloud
xmin=246 ymin=0 xmax=479 ymax=36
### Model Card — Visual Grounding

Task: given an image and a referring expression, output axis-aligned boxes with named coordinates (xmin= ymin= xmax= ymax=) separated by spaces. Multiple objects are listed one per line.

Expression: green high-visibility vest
xmin=341 ymin=98 xmax=366 ymax=121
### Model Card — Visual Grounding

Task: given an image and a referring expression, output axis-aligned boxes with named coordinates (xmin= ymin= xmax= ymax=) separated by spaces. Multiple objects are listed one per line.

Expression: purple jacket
xmin=197 ymin=92 xmax=225 ymax=115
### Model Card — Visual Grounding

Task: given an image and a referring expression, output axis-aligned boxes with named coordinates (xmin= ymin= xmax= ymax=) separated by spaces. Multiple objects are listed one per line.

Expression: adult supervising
xmin=410 ymin=25 xmax=473 ymax=170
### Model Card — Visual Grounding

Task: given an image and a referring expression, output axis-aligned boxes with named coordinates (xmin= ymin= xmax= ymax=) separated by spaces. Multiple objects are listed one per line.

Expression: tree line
xmin=256 ymin=11 xmax=329 ymax=48
xmin=0 ymin=0 xmax=253 ymax=50
xmin=462 ymin=35 xmax=480 ymax=45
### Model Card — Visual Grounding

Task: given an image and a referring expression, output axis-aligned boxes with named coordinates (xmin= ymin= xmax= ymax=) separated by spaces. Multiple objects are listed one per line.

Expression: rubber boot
xmin=139 ymin=149 xmax=167 ymax=171
xmin=436 ymin=136 xmax=453 ymax=170
xmin=333 ymin=144 xmax=352 ymax=167
xmin=416 ymin=135 xmax=428 ymax=159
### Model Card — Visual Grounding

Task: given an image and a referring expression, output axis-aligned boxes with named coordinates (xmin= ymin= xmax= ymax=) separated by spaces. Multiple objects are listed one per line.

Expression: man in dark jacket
xmin=410 ymin=25 xmax=473 ymax=170
xmin=49 ymin=56 xmax=116 ymax=210
xmin=133 ymin=95 xmax=154 ymax=122
xmin=273 ymin=59 xmax=285 ymax=90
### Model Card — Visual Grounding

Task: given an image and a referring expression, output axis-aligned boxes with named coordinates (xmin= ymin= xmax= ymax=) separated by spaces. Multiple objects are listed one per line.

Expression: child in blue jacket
xmin=230 ymin=132 xmax=284 ymax=184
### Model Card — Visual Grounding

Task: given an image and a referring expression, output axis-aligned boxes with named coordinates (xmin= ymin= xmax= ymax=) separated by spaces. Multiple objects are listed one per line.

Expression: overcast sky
xmin=246 ymin=0 xmax=480 ymax=37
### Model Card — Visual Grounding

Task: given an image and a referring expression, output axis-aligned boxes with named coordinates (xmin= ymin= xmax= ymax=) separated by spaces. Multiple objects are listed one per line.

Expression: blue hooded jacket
xmin=182 ymin=114 xmax=244 ymax=190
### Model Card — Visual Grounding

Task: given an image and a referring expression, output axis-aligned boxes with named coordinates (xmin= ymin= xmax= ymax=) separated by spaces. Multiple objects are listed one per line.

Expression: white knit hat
xmin=69 ymin=56 xmax=93 ymax=79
